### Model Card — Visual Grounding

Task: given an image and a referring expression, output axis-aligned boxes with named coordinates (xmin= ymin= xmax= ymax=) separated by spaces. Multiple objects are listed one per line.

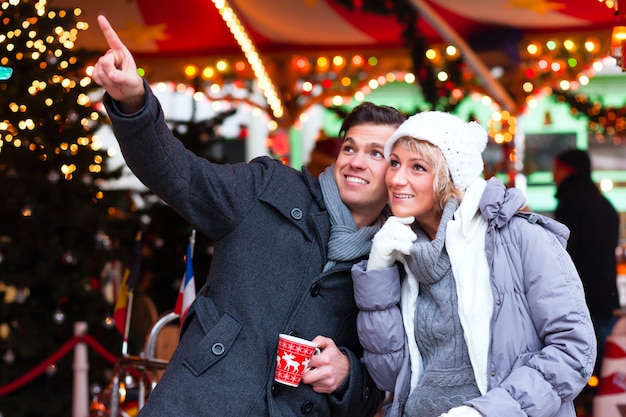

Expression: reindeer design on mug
xmin=274 ymin=334 xmax=319 ymax=386
xmin=281 ymin=352 xmax=302 ymax=373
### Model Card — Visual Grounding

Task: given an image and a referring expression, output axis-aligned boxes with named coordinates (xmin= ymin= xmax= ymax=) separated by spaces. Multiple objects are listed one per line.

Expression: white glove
xmin=439 ymin=405 xmax=483 ymax=417
xmin=367 ymin=216 xmax=416 ymax=271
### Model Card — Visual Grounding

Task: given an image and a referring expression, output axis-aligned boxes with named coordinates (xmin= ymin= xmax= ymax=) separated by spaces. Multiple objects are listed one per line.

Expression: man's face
xmin=333 ymin=123 xmax=396 ymax=228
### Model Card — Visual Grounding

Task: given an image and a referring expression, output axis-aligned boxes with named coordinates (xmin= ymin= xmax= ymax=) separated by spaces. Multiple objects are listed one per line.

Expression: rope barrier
xmin=0 ymin=334 xmax=119 ymax=397
xmin=82 ymin=334 xmax=120 ymax=365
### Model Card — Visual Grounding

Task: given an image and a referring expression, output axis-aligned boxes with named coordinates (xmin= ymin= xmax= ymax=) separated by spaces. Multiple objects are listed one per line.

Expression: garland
xmin=332 ymin=0 xmax=462 ymax=111
xmin=554 ymin=90 xmax=626 ymax=138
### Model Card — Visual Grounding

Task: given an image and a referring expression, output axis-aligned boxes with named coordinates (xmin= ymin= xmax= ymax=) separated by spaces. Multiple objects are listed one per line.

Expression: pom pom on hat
xmin=384 ymin=111 xmax=488 ymax=190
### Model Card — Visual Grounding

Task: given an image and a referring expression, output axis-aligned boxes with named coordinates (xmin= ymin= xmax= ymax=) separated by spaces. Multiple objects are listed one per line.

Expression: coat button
xmin=271 ymin=383 xmax=280 ymax=397
xmin=211 ymin=342 xmax=225 ymax=355
xmin=301 ymin=400 xmax=314 ymax=414
xmin=291 ymin=208 xmax=303 ymax=220
xmin=310 ymin=283 xmax=320 ymax=297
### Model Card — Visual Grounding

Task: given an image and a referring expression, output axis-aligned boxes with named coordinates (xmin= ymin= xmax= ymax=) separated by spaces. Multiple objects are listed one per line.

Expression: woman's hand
xmin=367 ymin=216 xmax=416 ymax=271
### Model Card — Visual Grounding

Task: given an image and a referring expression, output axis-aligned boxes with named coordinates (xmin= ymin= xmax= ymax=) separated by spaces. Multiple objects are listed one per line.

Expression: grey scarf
xmin=406 ymin=198 xmax=459 ymax=284
xmin=318 ymin=165 xmax=389 ymax=271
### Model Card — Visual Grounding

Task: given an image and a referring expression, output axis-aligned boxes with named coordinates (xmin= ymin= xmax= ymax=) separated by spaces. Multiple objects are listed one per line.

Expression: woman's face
xmin=386 ymin=145 xmax=440 ymax=232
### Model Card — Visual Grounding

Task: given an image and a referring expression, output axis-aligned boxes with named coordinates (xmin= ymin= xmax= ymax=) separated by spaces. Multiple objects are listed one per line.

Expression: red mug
xmin=274 ymin=334 xmax=320 ymax=387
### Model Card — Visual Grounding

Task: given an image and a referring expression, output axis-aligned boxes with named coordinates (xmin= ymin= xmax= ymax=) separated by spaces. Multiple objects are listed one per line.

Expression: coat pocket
xmin=183 ymin=298 xmax=243 ymax=376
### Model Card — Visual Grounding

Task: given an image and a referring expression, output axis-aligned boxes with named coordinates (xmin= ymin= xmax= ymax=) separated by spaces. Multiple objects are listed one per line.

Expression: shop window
xmin=523 ymin=133 xmax=577 ymax=176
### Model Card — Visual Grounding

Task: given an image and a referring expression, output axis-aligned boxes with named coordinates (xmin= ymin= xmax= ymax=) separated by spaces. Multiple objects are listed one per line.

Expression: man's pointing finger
xmin=97 ymin=15 xmax=125 ymax=51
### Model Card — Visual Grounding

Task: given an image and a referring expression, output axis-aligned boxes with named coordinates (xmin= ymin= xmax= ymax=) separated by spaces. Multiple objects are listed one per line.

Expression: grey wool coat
xmin=103 ymin=86 xmax=384 ymax=417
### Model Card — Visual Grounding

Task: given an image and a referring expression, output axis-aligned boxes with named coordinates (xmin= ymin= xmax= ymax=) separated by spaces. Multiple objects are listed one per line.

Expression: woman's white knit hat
xmin=384 ymin=111 xmax=488 ymax=191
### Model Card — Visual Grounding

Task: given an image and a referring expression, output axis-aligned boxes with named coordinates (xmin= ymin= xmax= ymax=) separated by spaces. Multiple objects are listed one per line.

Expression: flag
xmin=113 ymin=267 xmax=131 ymax=336
xmin=174 ymin=230 xmax=196 ymax=327
xmin=113 ymin=232 xmax=143 ymax=340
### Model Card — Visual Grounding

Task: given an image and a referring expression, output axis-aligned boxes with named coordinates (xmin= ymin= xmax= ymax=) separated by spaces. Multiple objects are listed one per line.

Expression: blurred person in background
xmin=553 ymin=148 xmax=620 ymax=378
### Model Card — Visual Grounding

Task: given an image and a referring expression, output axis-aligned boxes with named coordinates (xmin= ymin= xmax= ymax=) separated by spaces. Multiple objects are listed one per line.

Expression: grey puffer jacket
xmin=103 ymin=85 xmax=384 ymax=417
xmin=352 ymin=178 xmax=596 ymax=417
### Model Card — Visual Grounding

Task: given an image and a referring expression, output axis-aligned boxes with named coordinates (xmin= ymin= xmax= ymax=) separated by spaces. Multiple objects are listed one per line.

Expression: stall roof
xmin=52 ymin=0 xmax=618 ymax=58
xmin=48 ymin=0 xmax=624 ymax=121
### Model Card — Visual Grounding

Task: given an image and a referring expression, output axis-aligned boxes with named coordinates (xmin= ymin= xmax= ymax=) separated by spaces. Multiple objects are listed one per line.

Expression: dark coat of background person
xmin=554 ymin=149 xmax=620 ymax=375
xmin=554 ymin=150 xmax=619 ymax=317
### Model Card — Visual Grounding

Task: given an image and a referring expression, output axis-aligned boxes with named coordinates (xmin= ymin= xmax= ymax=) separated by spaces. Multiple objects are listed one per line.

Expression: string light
xmin=488 ymin=110 xmax=517 ymax=144
xmin=210 ymin=0 xmax=284 ymax=120
xmin=0 ymin=0 xmax=104 ymax=180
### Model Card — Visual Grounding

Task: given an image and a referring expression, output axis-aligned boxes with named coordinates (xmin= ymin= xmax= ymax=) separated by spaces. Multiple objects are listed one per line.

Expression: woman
xmin=351 ymin=111 xmax=596 ymax=417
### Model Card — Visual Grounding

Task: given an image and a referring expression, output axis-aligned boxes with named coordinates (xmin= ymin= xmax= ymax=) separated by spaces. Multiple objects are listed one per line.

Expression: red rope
xmin=81 ymin=334 xmax=120 ymax=365
xmin=0 ymin=335 xmax=120 ymax=397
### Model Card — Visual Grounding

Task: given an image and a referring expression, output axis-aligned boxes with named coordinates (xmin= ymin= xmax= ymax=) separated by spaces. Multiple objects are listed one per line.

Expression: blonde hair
xmin=391 ymin=136 xmax=463 ymax=213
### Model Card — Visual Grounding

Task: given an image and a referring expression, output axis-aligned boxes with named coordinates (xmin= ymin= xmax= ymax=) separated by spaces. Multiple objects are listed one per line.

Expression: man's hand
xmin=91 ymin=15 xmax=145 ymax=113
xmin=301 ymin=336 xmax=349 ymax=394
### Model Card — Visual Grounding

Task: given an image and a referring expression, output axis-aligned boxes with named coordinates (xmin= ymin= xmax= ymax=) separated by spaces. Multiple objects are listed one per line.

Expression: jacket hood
xmin=479 ymin=178 xmax=570 ymax=247
xmin=479 ymin=177 xmax=526 ymax=228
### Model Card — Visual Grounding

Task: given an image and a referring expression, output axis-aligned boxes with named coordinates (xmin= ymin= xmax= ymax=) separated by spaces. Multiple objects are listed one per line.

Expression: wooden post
xmin=73 ymin=322 xmax=89 ymax=417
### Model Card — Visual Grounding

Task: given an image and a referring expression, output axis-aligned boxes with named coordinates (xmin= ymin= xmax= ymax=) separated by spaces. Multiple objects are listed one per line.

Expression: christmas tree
xmin=0 ymin=1 xmax=129 ymax=415
xmin=0 ymin=2 xmax=241 ymax=414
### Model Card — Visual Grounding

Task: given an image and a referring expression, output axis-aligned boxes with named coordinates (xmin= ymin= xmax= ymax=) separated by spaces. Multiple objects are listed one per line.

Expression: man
xmin=92 ymin=15 xmax=405 ymax=416
xmin=553 ymin=148 xmax=620 ymax=378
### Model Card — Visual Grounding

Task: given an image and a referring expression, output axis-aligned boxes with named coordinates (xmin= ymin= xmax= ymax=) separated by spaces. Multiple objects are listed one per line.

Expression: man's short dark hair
xmin=338 ymin=102 xmax=406 ymax=140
